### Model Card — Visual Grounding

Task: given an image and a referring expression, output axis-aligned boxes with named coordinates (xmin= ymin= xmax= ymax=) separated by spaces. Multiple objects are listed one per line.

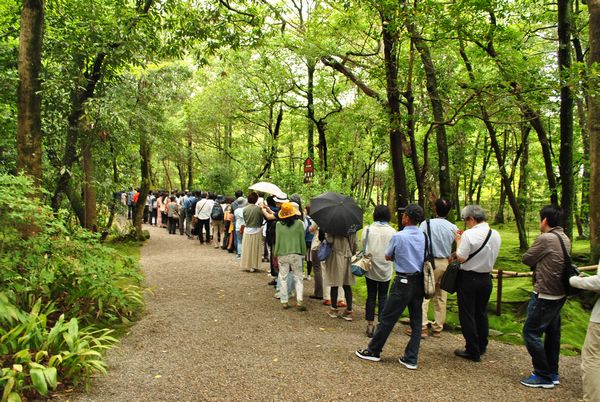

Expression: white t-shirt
xmin=456 ymin=222 xmax=501 ymax=273
xmin=234 ymin=207 xmax=246 ymax=231
xmin=195 ymin=199 xmax=214 ymax=220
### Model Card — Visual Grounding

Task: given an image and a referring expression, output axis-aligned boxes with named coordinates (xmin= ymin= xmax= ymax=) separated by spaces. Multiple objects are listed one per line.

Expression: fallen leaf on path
xmin=154 ymin=375 xmax=162 ymax=379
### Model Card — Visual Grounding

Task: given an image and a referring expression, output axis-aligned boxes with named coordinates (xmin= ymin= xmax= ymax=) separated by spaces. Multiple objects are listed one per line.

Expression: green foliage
xmin=0 ymin=174 xmax=144 ymax=399
xmin=0 ymin=297 xmax=117 ymax=399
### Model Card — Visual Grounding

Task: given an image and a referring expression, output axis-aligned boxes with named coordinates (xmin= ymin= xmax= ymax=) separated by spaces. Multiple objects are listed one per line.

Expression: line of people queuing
xmin=123 ymin=188 xmax=599 ymax=399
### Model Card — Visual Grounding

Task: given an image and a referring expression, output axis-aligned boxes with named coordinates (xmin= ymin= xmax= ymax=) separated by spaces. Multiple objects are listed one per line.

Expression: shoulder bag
xmin=317 ymin=239 xmax=332 ymax=261
xmin=423 ymin=220 xmax=436 ymax=299
xmin=551 ymin=231 xmax=581 ymax=296
xmin=351 ymin=228 xmax=372 ymax=276
xmin=440 ymin=229 xmax=492 ymax=294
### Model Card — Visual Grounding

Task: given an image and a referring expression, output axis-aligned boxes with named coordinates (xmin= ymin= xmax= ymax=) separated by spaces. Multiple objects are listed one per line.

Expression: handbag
xmin=440 ymin=229 xmax=492 ymax=294
xmin=351 ymin=229 xmax=372 ymax=276
xmin=317 ymin=239 xmax=332 ymax=261
xmin=423 ymin=221 xmax=435 ymax=299
xmin=551 ymin=231 xmax=582 ymax=296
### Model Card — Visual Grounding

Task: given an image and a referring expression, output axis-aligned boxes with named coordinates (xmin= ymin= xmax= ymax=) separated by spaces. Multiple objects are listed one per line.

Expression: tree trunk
xmin=407 ymin=17 xmax=451 ymax=199
xmin=187 ymin=133 xmax=193 ymax=189
xmin=573 ymin=17 xmax=590 ymax=239
xmin=479 ymin=17 xmax=559 ymax=205
xmin=316 ymin=120 xmax=328 ymax=174
xmin=162 ymin=159 xmax=173 ymax=190
xmin=589 ymin=0 xmax=600 ymax=262
xmin=134 ymin=134 xmax=151 ymax=239
xmin=460 ymin=44 xmax=528 ymax=248
xmin=382 ymin=10 xmax=408 ymax=226
xmin=495 ymin=184 xmax=506 ymax=225
xmin=81 ymin=136 xmax=97 ymax=231
xmin=64 ymin=181 xmax=85 ymax=226
xmin=16 ymin=0 xmax=44 ymax=188
xmin=101 ymin=140 xmax=120 ymax=241
xmin=176 ymin=159 xmax=185 ymax=192
xmin=306 ymin=58 xmax=316 ymax=161
xmin=51 ymin=53 xmax=107 ymax=212
xmin=558 ymin=0 xmax=574 ymax=238
xmin=258 ymin=105 xmax=283 ymax=179
xmin=405 ymin=39 xmax=424 ymax=207
xmin=475 ymin=140 xmax=492 ymax=205
xmin=517 ymin=125 xmax=530 ymax=230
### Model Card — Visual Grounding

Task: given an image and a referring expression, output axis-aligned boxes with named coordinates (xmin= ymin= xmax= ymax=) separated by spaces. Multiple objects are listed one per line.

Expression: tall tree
xmin=16 ymin=0 xmax=44 ymax=186
xmin=589 ymin=0 xmax=600 ymax=261
xmin=558 ymin=0 xmax=574 ymax=238
xmin=403 ymin=0 xmax=451 ymax=199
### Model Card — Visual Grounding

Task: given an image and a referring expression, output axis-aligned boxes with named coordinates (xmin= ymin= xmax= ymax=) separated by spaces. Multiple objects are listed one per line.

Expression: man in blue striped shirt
xmin=356 ymin=204 xmax=426 ymax=370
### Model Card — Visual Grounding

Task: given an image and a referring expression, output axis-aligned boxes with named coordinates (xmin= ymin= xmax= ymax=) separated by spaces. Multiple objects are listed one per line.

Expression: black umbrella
xmin=310 ymin=192 xmax=363 ymax=236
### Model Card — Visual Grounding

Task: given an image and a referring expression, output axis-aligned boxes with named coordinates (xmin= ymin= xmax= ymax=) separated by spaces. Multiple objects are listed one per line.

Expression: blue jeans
xmin=523 ymin=293 xmax=566 ymax=382
xmin=235 ymin=230 xmax=243 ymax=257
xmin=368 ymin=273 xmax=424 ymax=364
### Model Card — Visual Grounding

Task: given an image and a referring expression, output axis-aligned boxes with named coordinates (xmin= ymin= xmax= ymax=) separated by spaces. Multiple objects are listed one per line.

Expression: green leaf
xmin=34 ymin=350 xmax=48 ymax=362
xmin=2 ymin=376 xmax=14 ymax=401
xmin=44 ymin=367 xmax=58 ymax=389
xmin=67 ymin=318 xmax=79 ymax=339
xmin=30 ymin=367 xmax=48 ymax=395
xmin=7 ymin=392 xmax=22 ymax=402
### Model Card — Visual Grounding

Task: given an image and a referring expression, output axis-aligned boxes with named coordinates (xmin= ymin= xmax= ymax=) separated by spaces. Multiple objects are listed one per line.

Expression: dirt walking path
xmin=63 ymin=224 xmax=583 ymax=401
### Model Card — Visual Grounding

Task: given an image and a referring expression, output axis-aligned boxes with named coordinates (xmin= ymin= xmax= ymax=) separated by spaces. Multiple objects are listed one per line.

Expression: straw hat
xmin=278 ymin=202 xmax=298 ymax=219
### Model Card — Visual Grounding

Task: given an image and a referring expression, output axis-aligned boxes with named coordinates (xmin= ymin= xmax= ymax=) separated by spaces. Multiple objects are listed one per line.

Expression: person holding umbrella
xmin=310 ymin=192 xmax=363 ymax=321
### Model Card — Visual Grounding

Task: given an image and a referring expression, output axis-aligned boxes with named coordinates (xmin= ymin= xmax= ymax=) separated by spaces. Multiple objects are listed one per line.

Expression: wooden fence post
xmin=496 ymin=270 xmax=503 ymax=316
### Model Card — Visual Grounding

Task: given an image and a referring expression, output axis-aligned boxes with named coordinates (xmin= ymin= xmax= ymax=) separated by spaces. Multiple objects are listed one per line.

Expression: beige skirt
xmin=240 ymin=231 xmax=262 ymax=270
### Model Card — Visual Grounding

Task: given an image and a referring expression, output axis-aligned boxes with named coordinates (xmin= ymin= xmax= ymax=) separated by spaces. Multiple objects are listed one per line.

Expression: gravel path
xmin=62 ymin=224 xmax=583 ymax=401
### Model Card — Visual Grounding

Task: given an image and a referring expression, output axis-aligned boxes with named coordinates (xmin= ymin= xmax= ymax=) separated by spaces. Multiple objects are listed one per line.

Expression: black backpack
xmin=210 ymin=203 xmax=224 ymax=220
xmin=187 ymin=197 xmax=198 ymax=216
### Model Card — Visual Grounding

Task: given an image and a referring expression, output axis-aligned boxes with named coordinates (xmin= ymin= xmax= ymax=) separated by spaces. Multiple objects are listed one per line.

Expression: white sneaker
xmin=398 ymin=357 xmax=417 ymax=370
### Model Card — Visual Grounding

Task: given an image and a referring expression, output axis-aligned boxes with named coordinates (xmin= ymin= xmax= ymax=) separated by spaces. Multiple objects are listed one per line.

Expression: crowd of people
xmin=120 ymin=188 xmax=599 ymax=400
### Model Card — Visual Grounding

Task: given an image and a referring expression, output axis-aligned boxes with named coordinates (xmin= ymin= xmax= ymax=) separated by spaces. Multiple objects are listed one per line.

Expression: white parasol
xmin=249 ymin=181 xmax=284 ymax=196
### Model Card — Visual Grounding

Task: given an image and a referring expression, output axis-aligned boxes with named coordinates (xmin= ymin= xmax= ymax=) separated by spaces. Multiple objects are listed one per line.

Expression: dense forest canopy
xmin=3 ymin=0 xmax=600 ymax=259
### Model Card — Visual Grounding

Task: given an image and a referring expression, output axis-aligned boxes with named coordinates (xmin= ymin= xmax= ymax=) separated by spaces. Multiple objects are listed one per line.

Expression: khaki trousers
xmin=212 ymin=220 xmax=224 ymax=247
xmin=582 ymin=322 xmax=600 ymax=402
xmin=422 ymin=258 xmax=449 ymax=332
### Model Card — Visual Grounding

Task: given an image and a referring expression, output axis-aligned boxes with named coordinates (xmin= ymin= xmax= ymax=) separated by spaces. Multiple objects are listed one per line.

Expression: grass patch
xmin=106 ymin=238 xmax=143 ymax=260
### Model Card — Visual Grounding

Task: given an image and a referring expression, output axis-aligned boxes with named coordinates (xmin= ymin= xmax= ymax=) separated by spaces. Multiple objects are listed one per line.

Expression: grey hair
xmin=460 ymin=205 xmax=486 ymax=222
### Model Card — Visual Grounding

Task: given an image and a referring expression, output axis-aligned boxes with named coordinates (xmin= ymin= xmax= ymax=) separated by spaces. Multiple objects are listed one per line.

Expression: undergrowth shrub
xmin=0 ymin=174 xmax=145 ymax=400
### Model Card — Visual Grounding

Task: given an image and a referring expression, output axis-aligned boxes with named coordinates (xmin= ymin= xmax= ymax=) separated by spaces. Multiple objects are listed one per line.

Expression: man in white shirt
xmin=195 ymin=192 xmax=214 ymax=245
xmin=453 ymin=205 xmax=501 ymax=362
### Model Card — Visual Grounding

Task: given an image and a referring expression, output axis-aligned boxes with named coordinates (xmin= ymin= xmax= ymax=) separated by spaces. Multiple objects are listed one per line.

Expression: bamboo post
xmin=496 ymin=270 xmax=503 ymax=316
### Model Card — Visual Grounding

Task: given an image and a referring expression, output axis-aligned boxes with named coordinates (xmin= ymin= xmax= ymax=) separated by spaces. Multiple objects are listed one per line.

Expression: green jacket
xmin=274 ymin=220 xmax=307 ymax=257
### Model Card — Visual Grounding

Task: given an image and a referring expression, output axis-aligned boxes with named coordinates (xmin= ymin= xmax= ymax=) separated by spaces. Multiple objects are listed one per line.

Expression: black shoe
xmin=268 ymin=279 xmax=277 ymax=286
xmin=355 ymin=349 xmax=380 ymax=362
xmin=309 ymin=295 xmax=323 ymax=300
xmin=454 ymin=349 xmax=480 ymax=362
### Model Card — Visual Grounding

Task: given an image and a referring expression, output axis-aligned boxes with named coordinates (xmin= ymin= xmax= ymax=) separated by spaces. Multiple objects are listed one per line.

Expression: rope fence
xmin=491 ymin=265 xmax=598 ymax=315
